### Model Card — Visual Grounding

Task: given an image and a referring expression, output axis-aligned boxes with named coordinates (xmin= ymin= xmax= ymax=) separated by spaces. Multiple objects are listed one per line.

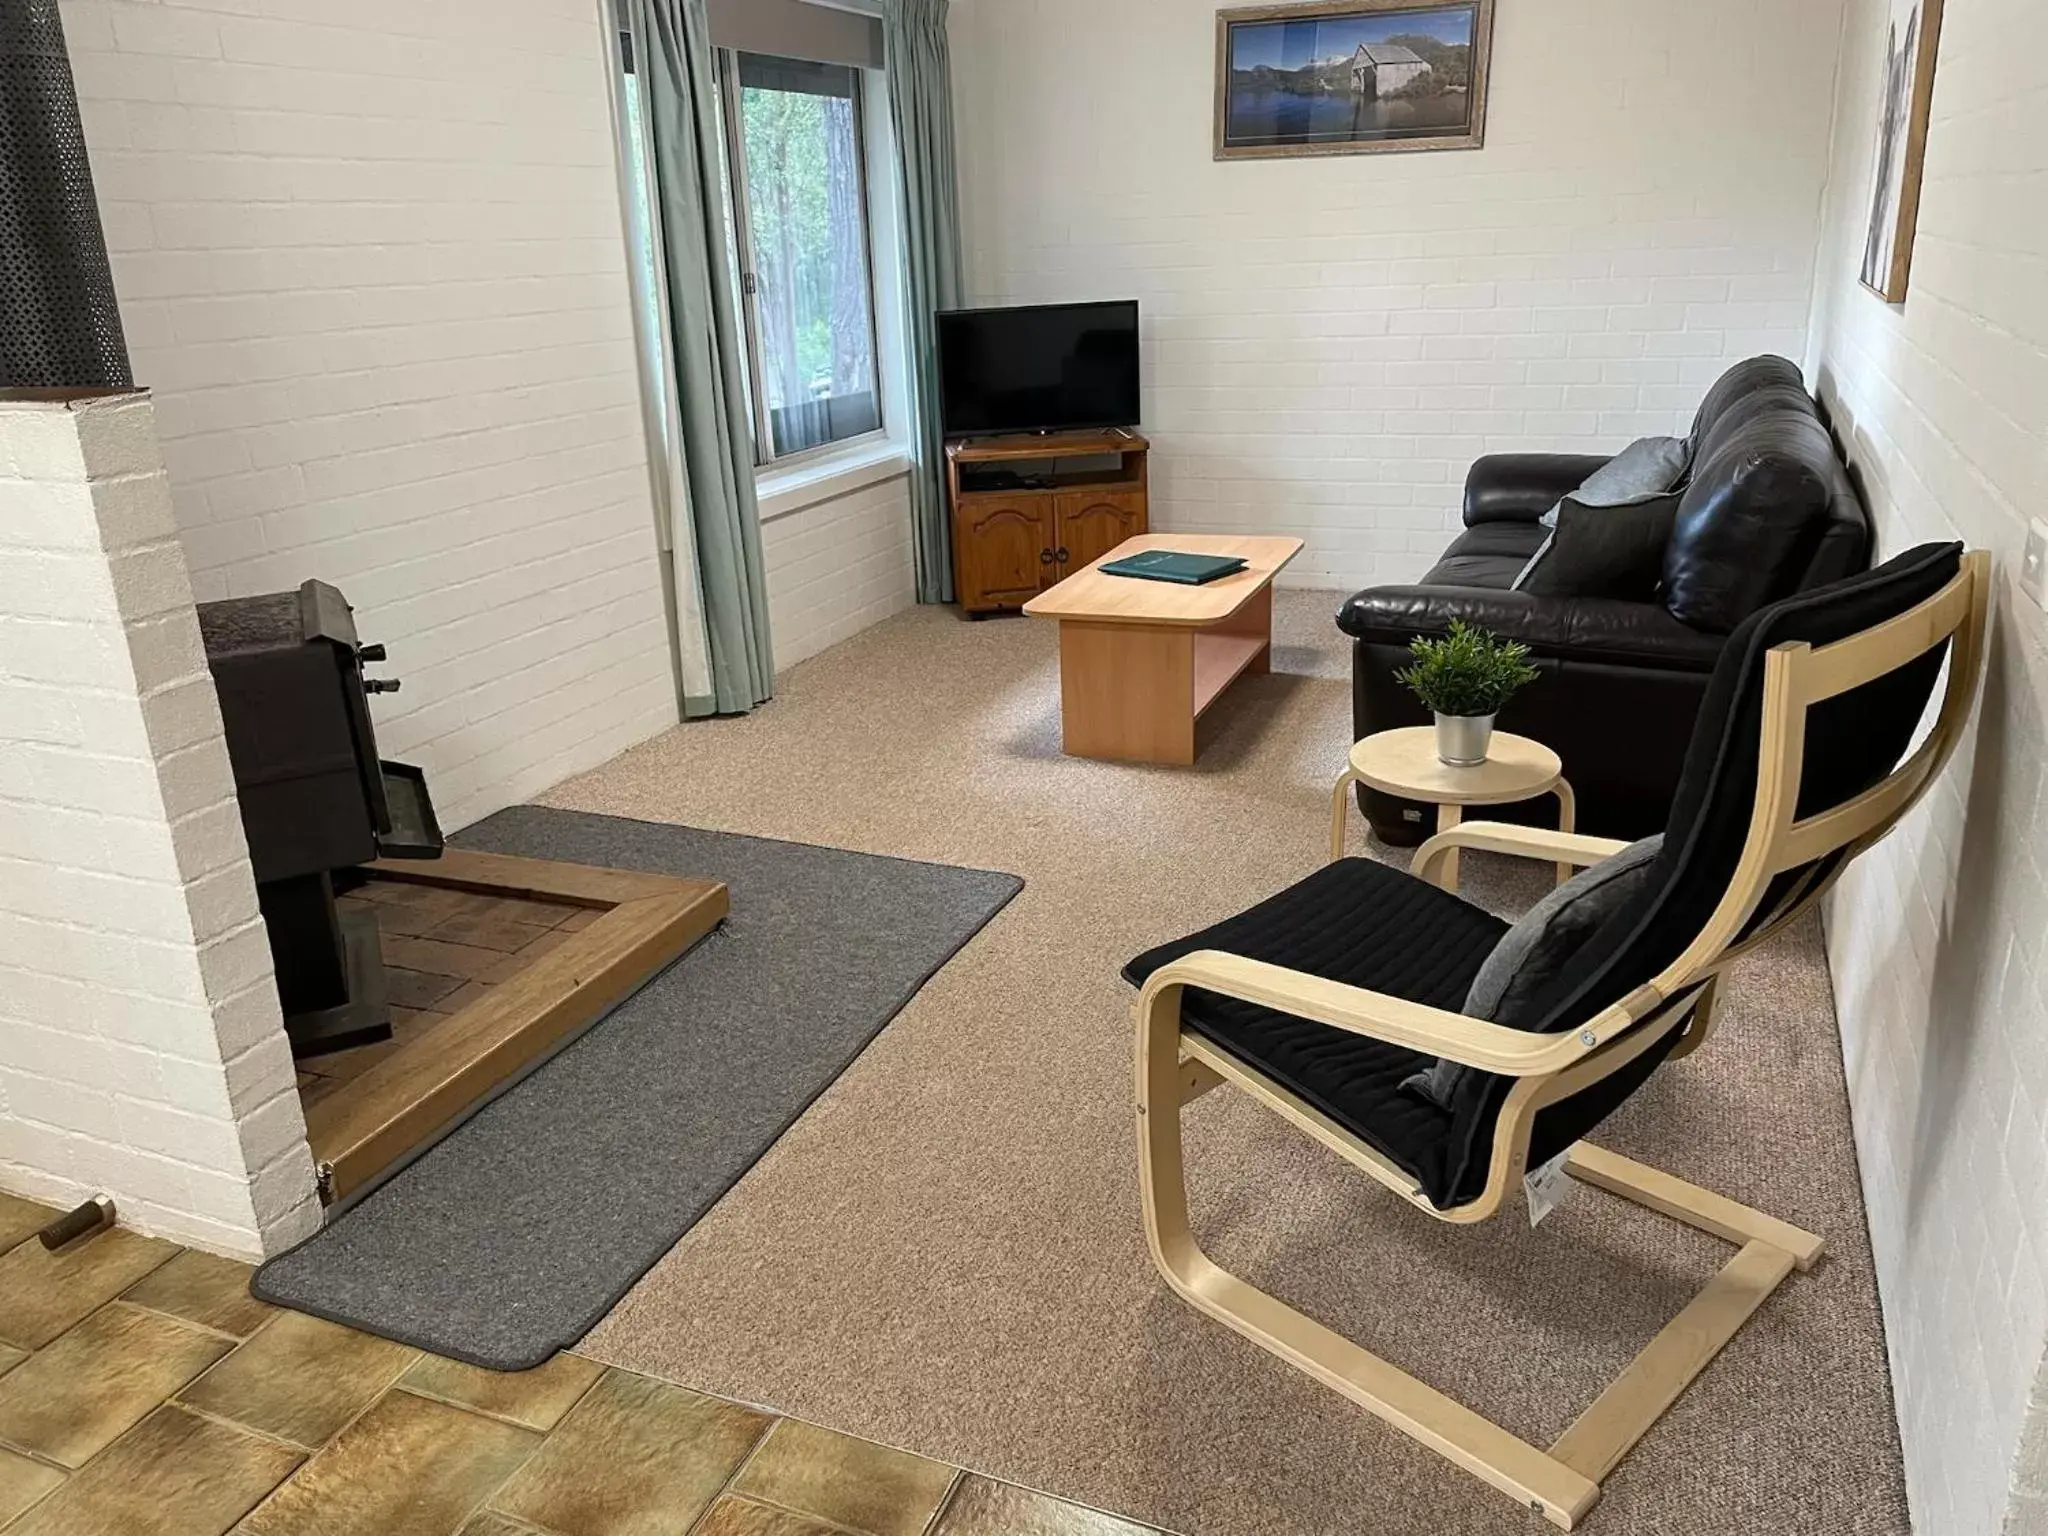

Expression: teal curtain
xmin=881 ymin=0 xmax=966 ymax=605
xmin=626 ymin=0 xmax=775 ymax=714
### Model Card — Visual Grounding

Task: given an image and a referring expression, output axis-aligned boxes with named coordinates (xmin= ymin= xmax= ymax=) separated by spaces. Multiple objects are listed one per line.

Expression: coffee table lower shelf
xmin=1054 ymin=588 xmax=1274 ymax=766
xmin=1193 ymin=631 xmax=1270 ymax=715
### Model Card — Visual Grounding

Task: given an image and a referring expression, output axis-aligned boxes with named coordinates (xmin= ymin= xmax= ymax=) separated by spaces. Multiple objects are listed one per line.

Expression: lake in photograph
xmin=1225 ymin=85 xmax=1471 ymax=146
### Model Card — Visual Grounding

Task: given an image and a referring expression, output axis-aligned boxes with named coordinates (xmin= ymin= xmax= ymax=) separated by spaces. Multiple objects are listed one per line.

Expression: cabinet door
xmin=956 ymin=500 xmax=1054 ymax=609
xmin=1054 ymin=489 xmax=1146 ymax=576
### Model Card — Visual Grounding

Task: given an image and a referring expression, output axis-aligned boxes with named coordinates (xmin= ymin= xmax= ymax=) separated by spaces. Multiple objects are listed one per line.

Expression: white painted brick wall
xmin=1805 ymin=0 xmax=2048 ymax=1531
xmin=58 ymin=0 xmax=677 ymax=833
xmin=0 ymin=395 xmax=319 ymax=1261
xmin=2016 ymin=1357 xmax=2048 ymax=1536
xmin=761 ymin=470 xmax=916 ymax=671
xmin=947 ymin=0 xmax=1847 ymax=592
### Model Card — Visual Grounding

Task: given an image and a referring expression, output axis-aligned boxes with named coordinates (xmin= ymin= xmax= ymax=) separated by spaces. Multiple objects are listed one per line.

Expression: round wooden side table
xmin=1331 ymin=727 xmax=1576 ymax=892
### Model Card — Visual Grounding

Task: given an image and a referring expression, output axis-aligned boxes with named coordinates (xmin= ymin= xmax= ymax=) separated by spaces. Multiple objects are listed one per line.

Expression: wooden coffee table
xmin=1023 ymin=534 xmax=1304 ymax=765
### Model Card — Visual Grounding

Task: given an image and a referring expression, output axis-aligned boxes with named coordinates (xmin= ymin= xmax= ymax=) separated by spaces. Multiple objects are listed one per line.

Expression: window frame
xmin=716 ymin=47 xmax=888 ymax=470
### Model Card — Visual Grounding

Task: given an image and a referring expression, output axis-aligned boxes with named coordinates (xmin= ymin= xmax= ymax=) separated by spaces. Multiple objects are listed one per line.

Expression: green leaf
xmin=1393 ymin=619 xmax=1541 ymax=717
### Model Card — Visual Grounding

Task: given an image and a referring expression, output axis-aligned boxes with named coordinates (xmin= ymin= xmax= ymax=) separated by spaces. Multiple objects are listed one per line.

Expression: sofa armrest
xmin=1336 ymin=585 xmax=1725 ymax=672
xmin=1464 ymin=453 xmax=1614 ymax=526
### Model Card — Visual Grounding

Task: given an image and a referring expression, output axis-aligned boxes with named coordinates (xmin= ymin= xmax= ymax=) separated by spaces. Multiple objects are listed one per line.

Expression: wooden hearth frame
xmin=304 ymin=849 xmax=728 ymax=1204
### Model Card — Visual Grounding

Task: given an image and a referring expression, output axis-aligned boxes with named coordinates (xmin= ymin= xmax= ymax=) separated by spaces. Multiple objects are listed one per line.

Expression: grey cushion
xmin=1513 ymin=492 xmax=1682 ymax=601
xmin=1400 ymin=834 xmax=1665 ymax=1111
xmin=1540 ymin=435 xmax=1690 ymax=527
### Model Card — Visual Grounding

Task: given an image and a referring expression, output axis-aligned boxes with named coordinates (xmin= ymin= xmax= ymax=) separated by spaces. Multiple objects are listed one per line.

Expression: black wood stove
xmin=198 ymin=581 xmax=442 ymax=1060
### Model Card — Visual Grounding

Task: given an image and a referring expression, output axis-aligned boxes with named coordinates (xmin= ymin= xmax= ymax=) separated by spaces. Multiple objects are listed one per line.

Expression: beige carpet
xmin=540 ymin=593 xmax=1907 ymax=1536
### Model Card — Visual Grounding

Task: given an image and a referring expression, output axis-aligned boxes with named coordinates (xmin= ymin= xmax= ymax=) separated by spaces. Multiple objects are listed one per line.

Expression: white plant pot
xmin=1435 ymin=712 xmax=1496 ymax=766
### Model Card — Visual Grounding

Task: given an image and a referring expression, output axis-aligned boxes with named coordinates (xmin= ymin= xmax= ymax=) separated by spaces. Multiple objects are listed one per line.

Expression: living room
xmin=0 ymin=1 xmax=2041 ymax=1534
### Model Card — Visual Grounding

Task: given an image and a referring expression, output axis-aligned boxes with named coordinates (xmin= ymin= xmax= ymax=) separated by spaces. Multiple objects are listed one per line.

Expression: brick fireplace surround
xmin=0 ymin=392 xmax=318 ymax=1260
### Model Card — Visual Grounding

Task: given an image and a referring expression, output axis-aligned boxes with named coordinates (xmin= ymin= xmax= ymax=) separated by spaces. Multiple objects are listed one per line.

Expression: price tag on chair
xmin=1525 ymin=1151 xmax=1571 ymax=1228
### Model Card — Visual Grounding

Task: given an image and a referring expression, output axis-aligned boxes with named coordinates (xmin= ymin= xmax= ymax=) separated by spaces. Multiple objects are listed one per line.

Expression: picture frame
xmin=1860 ymin=0 xmax=1944 ymax=302
xmin=1214 ymin=0 xmax=1496 ymax=161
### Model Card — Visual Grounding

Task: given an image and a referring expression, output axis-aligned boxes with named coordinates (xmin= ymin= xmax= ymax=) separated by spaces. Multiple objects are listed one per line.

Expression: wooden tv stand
xmin=947 ymin=427 xmax=1149 ymax=614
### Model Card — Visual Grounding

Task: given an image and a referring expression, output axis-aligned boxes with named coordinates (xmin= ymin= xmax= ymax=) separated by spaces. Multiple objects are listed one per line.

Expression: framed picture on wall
xmin=1860 ymin=0 xmax=1945 ymax=302
xmin=1214 ymin=0 xmax=1495 ymax=161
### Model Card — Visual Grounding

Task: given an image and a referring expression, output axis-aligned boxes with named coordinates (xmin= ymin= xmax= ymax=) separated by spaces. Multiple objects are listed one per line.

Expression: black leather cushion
xmin=1662 ymin=433 xmax=1833 ymax=631
xmin=1123 ymin=858 xmax=1508 ymax=1184
xmin=1515 ymin=493 xmax=1681 ymax=601
xmin=1685 ymin=354 xmax=1806 ymax=444
xmin=1421 ymin=522 xmax=1547 ymax=589
xmin=1662 ymin=362 xmax=1848 ymax=632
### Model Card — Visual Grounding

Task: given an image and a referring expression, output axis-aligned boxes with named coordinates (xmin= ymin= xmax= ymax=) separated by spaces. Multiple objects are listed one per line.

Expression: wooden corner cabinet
xmin=947 ymin=428 xmax=1150 ymax=614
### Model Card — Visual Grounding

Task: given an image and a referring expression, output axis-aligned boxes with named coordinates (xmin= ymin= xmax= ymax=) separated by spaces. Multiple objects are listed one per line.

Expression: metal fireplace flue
xmin=1 ymin=0 xmax=131 ymax=391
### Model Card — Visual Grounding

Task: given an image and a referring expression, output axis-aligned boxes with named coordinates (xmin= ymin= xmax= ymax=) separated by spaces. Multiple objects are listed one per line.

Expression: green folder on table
xmin=1099 ymin=550 xmax=1249 ymax=586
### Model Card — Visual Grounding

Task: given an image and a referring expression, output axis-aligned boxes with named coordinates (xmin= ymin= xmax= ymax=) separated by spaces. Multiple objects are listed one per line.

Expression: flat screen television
xmin=937 ymin=300 xmax=1140 ymax=437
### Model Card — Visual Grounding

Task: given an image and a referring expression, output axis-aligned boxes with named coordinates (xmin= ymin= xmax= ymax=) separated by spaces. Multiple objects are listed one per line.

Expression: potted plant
xmin=1395 ymin=620 xmax=1540 ymax=765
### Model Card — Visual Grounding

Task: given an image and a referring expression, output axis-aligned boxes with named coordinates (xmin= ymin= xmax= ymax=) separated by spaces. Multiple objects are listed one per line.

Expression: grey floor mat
xmin=253 ymin=808 xmax=1022 ymax=1370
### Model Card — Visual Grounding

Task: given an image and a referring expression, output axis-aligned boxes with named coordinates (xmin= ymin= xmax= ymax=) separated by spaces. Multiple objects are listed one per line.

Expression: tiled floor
xmin=0 ymin=1191 xmax=1160 ymax=1535
xmin=296 ymin=880 xmax=596 ymax=1108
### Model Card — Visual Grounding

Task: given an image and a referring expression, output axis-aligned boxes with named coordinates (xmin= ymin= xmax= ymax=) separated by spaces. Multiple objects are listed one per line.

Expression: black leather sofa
xmin=1337 ymin=356 xmax=1872 ymax=844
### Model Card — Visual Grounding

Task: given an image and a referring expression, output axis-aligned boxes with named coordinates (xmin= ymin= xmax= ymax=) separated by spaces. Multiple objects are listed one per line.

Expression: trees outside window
xmin=723 ymin=53 xmax=882 ymax=462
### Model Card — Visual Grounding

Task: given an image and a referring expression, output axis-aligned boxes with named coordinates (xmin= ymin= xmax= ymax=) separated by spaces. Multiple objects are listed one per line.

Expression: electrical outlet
xmin=2023 ymin=519 xmax=2048 ymax=610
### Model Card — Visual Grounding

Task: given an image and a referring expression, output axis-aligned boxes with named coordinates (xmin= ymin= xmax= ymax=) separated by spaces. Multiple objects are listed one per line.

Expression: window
xmin=720 ymin=52 xmax=883 ymax=464
xmin=616 ymin=60 xmax=672 ymax=452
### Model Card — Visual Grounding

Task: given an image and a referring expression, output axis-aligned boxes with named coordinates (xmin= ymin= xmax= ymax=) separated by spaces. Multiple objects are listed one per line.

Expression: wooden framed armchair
xmin=1124 ymin=544 xmax=1989 ymax=1528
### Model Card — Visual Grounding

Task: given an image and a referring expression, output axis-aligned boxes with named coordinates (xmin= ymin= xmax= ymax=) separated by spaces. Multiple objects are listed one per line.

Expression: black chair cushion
xmin=1135 ymin=543 xmax=1965 ymax=1213
xmin=1123 ymin=858 xmax=1508 ymax=1189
